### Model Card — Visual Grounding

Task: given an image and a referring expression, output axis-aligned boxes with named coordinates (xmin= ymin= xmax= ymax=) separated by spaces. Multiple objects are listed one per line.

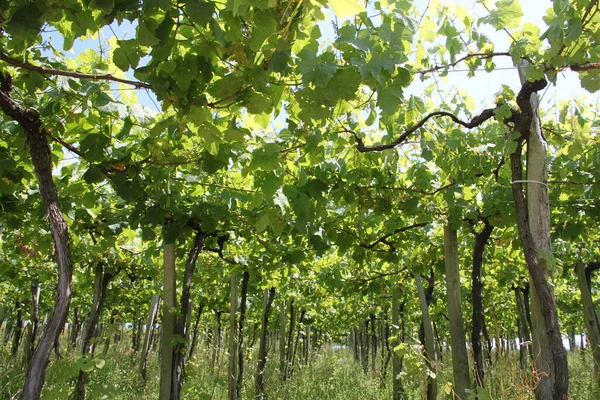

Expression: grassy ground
xmin=0 ymin=337 xmax=598 ymax=399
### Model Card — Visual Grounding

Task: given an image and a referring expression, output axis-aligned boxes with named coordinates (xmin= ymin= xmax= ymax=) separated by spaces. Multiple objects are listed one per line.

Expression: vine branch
xmin=360 ymin=222 xmax=430 ymax=250
xmin=0 ymin=51 xmax=153 ymax=89
xmin=416 ymin=52 xmax=511 ymax=75
xmin=348 ymin=107 xmax=498 ymax=152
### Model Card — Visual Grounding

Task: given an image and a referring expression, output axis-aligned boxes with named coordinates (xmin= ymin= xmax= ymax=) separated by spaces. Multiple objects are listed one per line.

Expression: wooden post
xmin=159 ymin=242 xmax=176 ymax=400
xmin=227 ymin=273 xmax=238 ymax=400
xmin=444 ymin=226 xmax=471 ymax=398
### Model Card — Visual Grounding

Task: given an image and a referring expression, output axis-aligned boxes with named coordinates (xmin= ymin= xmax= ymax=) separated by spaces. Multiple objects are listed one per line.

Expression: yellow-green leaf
xmin=329 ymin=0 xmax=365 ymax=18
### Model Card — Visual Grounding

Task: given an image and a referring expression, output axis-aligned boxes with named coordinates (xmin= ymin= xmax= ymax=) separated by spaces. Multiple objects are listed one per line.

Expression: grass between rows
xmin=0 ymin=335 xmax=598 ymax=399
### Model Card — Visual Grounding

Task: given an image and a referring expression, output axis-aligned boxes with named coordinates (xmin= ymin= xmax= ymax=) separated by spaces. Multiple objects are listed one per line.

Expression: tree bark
xmin=289 ymin=309 xmax=305 ymax=378
xmin=255 ymin=287 xmax=276 ymax=400
xmin=515 ymin=284 xmax=532 ymax=367
xmin=212 ymin=310 xmax=222 ymax=369
xmin=159 ymin=242 xmax=177 ymax=400
xmin=284 ymin=300 xmax=295 ymax=380
xmin=69 ymin=307 xmax=80 ymax=351
xmin=511 ymin=65 xmax=568 ymax=400
xmin=482 ymin=316 xmax=493 ymax=366
xmin=415 ymin=273 xmax=437 ymax=400
xmin=75 ymin=262 xmax=114 ymax=400
xmin=0 ymin=74 xmax=74 ymax=400
xmin=352 ymin=328 xmax=359 ymax=363
xmin=3 ymin=307 xmax=14 ymax=345
xmin=392 ymin=285 xmax=406 ymax=399
xmin=444 ymin=226 xmax=471 ymax=399
xmin=187 ymin=303 xmax=204 ymax=361
xmin=370 ymin=313 xmax=377 ymax=373
xmin=133 ymin=318 xmax=142 ymax=351
xmin=279 ymin=302 xmax=286 ymax=378
xmin=131 ymin=316 xmax=140 ymax=352
xmin=140 ymin=294 xmax=161 ymax=380
xmin=303 ymin=323 xmax=311 ymax=365
xmin=575 ymin=260 xmax=600 ymax=382
xmin=102 ymin=309 xmax=117 ymax=355
xmin=471 ymin=219 xmax=493 ymax=387
xmin=568 ymin=328 xmax=576 ymax=352
xmin=11 ymin=299 xmax=23 ymax=358
xmin=236 ymin=271 xmax=250 ymax=400
xmin=361 ymin=319 xmax=369 ymax=374
xmin=173 ymin=232 xmax=205 ymax=399
xmin=24 ymin=281 xmax=40 ymax=366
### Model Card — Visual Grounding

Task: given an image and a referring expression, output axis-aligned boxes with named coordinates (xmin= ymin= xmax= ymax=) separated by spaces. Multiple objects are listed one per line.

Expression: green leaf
xmin=5 ymin=4 xmax=43 ymax=44
xmin=112 ymin=48 xmax=130 ymax=71
xmin=80 ymin=133 xmax=110 ymax=162
xmin=270 ymin=50 xmax=291 ymax=73
xmin=89 ymin=0 xmax=114 ymax=14
xmin=256 ymin=171 xmax=280 ymax=197
xmin=129 ymin=104 xmax=155 ymax=125
xmin=479 ymin=0 xmax=523 ymax=31
xmin=291 ymin=192 xmax=311 ymax=222
xmin=83 ymin=166 xmax=104 ymax=184
xmin=163 ymin=221 xmax=184 ymax=244
xmin=329 ymin=0 xmax=366 ymax=18
xmin=251 ymin=143 xmax=282 ymax=171
xmin=274 ymin=189 xmax=290 ymax=213
xmin=224 ymin=128 xmax=246 ymax=142
xmin=256 ymin=211 xmax=271 ymax=233
xmin=77 ymin=356 xmax=95 ymax=373
xmin=245 ymin=92 xmax=272 ymax=114
xmin=95 ymin=92 xmax=127 ymax=118
xmin=494 ymin=104 xmax=512 ymax=121
xmin=173 ymin=55 xmax=199 ymax=92
xmin=580 ymin=72 xmax=600 ymax=93
xmin=298 ymin=48 xmax=337 ymax=87
xmin=250 ymin=12 xmax=278 ymax=52
xmin=309 ymin=234 xmax=329 ymax=256
xmin=185 ymin=1 xmax=215 ymax=27
xmin=325 ymin=67 xmax=361 ymax=102
xmin=138 ymin=21 xmax=160 ymax=46
xmin=365 ymin=108 xmax=377 ymax=126
xmin=117 ymin=117 xmax=134 ymax=140
xmin=232 ymin=0 xmax=251 ymax=16
xmin=115 ymin=39 xmax=142 ymax=70
xmin=198 ymin=122 xmax=222 ymax=154
xmin=305 ymin=179 xmax=328 ymax=200
xmin=250 ymin=192 xmax=264 ymax=210
xmin=377 ymin=85 xmax=403 ymax=114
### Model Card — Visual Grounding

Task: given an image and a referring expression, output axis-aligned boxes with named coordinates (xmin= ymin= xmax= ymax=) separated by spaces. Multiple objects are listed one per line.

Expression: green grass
xmin=1 ymin=336 xmax=599 ymax=399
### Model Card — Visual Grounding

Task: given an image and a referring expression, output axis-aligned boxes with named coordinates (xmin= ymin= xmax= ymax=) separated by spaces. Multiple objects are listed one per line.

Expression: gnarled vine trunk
xmin=140 ymin=294 xmax=161 ymax=380
xmin=415 ymin=273 xmax=437 ymax=400
xmin=391 ymin=285 xmax=406 ymax=400
xmin=236 ymin=271 xmax=250 ymax=400
xmin=255 ymin=287 xmax=276 ymax=400
xmin=0 ymin=73 xmax=74 ymax=400
xmin=75 ymin=262 xmax=114 ymax=400
xmin=471 ymin=218 xmax=493 ymax=387
xmin=187 ymin=303 xmax=204 ymax=361
xmin=510 ymin=67 xmax=568 ymax=400
xmin=575 ymin=260 xmax=600 ymax=382
xmin=24 ymin=281 xmax=41 ymax=366
xmin=173 ymin=232 xmax=205 ymax=399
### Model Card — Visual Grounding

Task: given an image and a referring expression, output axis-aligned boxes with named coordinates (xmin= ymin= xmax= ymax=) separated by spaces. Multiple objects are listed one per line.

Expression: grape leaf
xmin=329 ymin=0 xmax=366 ymax=18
